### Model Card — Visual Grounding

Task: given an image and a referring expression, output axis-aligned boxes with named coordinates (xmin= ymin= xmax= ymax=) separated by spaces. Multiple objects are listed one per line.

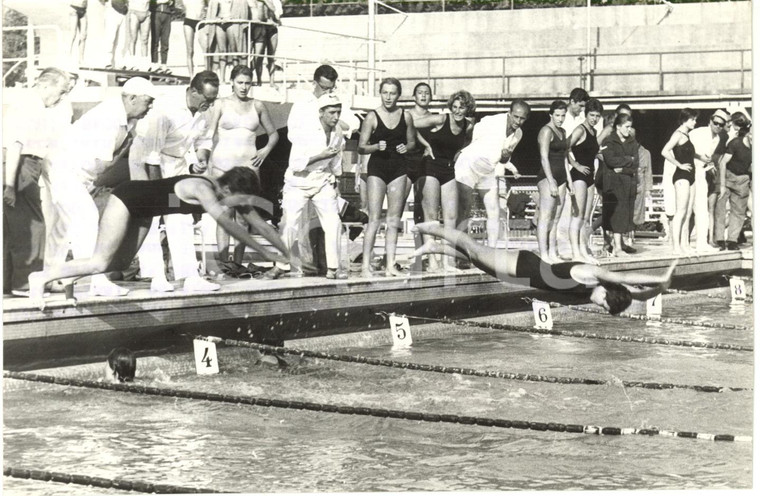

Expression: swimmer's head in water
xmin=218 ymin=167 xmax=262 ymax=196
xmin=590 ymin=282 xmax=632 ymax=315
xmin=107 ymin=347 xmax=136 ymax=383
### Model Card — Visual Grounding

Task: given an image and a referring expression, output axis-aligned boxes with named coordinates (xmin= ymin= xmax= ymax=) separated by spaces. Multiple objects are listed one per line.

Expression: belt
xmin=20 ymin=154 xmax=43 ymax=162
xmin=155 ymin=4 xmax=172 ymax=13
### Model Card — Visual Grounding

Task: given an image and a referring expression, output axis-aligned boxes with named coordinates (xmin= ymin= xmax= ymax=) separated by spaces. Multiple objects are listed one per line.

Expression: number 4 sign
xmin=193 ymin=338 xmax=220 ymax=375
xmin=531 ymin=300 xmax=553 ymax=330
xmin=389 ymin=315 xmax=413 ymax=348
xmin=729 ymin=277 xmax=747 ymax=302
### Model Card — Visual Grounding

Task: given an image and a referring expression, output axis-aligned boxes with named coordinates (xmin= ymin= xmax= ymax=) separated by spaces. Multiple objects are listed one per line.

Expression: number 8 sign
xmin=729 ymin=277 xmax=747 ymax=302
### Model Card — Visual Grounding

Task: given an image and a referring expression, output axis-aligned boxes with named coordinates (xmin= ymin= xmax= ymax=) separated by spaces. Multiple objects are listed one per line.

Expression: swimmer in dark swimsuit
xmin=661 ymin=108 xmax=699 ymax=255
xmin=406 ymin=222 xmax=678 ymax=315
xmin=28 ymin=167 xmax=289 ymax=308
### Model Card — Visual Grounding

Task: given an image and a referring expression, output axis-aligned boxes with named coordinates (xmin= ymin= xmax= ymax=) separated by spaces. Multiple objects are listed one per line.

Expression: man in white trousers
xmin=43 ymin=77 xmax=156 ymax=296
xmin=268 ymin=93 xmax=346 ymax=280
xmin=129 ymin=70 xmax=221 ymax=292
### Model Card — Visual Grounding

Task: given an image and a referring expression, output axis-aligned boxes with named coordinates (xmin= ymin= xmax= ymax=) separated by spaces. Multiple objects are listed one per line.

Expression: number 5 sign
xmin=193 ymin=338 xmax=220 ymax=375
xmin=531 ymin=300 xmax=553 ymax=330
xmin=389 ymin=315 xmax=413 ymax=348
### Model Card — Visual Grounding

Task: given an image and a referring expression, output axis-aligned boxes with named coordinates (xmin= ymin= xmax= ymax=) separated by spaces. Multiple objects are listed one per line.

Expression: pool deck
xmin=2 ymin=239 xmax=753 ymax=370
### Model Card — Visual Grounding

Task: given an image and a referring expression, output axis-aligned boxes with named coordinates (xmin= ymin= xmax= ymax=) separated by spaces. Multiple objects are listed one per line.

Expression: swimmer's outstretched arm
xmin=589 ymin=258 xmax=679 ymax=301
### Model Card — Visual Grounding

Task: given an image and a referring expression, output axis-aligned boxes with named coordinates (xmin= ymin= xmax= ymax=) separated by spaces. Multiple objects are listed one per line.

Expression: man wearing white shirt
xmin=43 ymin=77 xmax=156 ymax=297
xmin=454 ymin=99 xmax=531 ymax=246
xmin=265 ymin=64 xmax=358 ymax=278
xmin=130 ymin=70 xmax=221 ymax=292
xmin=268 ymin=93 xmax=346 ymax=280
xmin=3 ymin=67 xmax=70 ymax=295
xmin=689 ymin=109 xmax=730 ymax=251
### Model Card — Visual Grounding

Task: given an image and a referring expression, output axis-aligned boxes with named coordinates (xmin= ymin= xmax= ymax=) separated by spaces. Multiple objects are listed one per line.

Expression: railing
xmin=196 ymin=19 xmax=384 ymax=98
xmin=2 ymin=25 xmax=63 ymax=86
xmin=334 ymin=46 xmax=751 ymax=97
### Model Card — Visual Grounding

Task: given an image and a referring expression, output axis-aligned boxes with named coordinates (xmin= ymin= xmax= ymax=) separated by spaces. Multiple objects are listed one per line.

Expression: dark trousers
xmin=150 ymin=10 xmax=172 ymax=64
xmin=3 ymin=156 xmax=45 ymax=292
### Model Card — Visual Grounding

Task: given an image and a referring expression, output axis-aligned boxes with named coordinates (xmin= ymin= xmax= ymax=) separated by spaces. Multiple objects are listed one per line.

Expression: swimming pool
xmin=3 ymin=289 xmax=753 ymax=493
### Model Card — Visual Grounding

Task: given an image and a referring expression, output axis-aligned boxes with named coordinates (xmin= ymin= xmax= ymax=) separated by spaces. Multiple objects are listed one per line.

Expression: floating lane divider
xmin=665 ymin=288 xmax=752 ymax=303
xmin=538 ymin=299 xmax=750 ymax=331
xmin=198 ymin=336 xmax=748 ymax=394
xmin=376 ymin=311 xmax=753 ymax=353
xmin=3 ymin=371 xmax=751 ymax=443
xmin=3 ymin=466 xmax=220 ymax=493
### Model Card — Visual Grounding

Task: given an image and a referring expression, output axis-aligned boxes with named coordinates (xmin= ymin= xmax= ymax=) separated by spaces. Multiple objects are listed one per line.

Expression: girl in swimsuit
xmin=407 ymin=222 xmax=678 ymax=315
xmin=567 ymin=98 xmax=603 ymax=263
xmin=414 ymin=90 xmax=476 ymax=271
xmin=536 ymin=100 xmax=571 ymax=263
xmin=358 ymin=77 xmax=416 ymax=277
xmin=28 ymin=167 xmax=289 ymax=308
xmin=661 ymin=108 xmax=698 ymax=255
xmin=208 ymin=65 xmax=279 ymax=267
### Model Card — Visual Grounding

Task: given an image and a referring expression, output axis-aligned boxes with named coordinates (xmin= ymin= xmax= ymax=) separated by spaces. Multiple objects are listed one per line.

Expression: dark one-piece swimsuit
xmin=537 ymin=126 xmax=568 ymax=186
xmin=570 ymin=124 xmax=599 ymax=187
xmin=111 ymin=176 xmax=211 ymax=218
xmin=672 ymin=130 xmax=696 ymax=185
xmin=423 ymin=114 xmax=467 ymax=185
xmin=367 ymin=109 xmax=408 ymax=184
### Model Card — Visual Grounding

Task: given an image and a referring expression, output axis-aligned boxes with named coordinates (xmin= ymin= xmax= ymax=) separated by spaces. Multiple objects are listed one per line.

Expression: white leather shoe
xmin=150 ymin=278 xmax=175 ymax=292
xmin=183 ymin=275 xmax=221 ymax=292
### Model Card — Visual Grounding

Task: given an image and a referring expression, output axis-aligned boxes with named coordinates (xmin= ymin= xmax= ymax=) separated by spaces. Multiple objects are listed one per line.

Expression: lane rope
xmin=376 ymin=312 xmax=753 ymax=353
xmin=3 ymin=371 xmax=751 ymax=443
xmin=3 ymin=466 xmax=220 ymax=493
xmin=196 ymin=335 xmax=748 ymax=394
xmin=665 ymin=288 xmax=752 ymax=303
xmin=538 ymin=299 xmax=750 ymax=331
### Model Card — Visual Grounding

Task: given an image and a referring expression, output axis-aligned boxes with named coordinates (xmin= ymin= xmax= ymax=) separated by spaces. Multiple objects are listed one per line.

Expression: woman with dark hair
xmin=567 ymin=98 xmax=603 ymax=263
xmin=413 ymin=90 xmax=476 ymax=271
xmin=661 ymin=108 xmax=699 ymax=255
xmin=358 ymin=77 xmax=416 ymax=277
xmin=106 ymin=347 xmax=137 ymax=383
xmin=208 ymin=65 xmax=279 ymax=268
xmin=717 ymin=113 xmax=752 ymax=250
xmin=28 ymin=167 xmax=288 ymax=307
xmin=408 ymin=222 xmax=677 ymax=315
xmin=602 ymin=113 xmax=638 ymax=257
xmin=536 ymin=100 xmax=570 ymax=263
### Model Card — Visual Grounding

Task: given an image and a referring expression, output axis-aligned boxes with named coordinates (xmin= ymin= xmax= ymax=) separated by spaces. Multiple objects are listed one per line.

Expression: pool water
xmin=2 ymin=291 xmax=753 ymax=493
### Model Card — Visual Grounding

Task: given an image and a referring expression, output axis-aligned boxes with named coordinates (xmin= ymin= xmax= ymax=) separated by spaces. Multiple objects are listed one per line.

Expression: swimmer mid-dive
xmin=408 ymin=222 xmax=678 ymax=314
xmin=28 ymin=167 xmax=289 ymax=308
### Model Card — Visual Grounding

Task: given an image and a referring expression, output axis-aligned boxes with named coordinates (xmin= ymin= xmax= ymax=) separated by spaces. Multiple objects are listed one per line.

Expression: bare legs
xmin=252 ymin=41 xmax=266 ymax=85
xmin=29 ymin=199 xmax=151 ymax=301
xmin=537 ymin=178 xmax=565 ymax=263
xmin=266 ymin=30 xmax=279 ymax=87
xmin=361 ymin=175 xmax=408 ymax=277
xmin=569 ymin=180 xmax=596 ymax=263
xmin=184 ymin=23 xmax=197 ymax=75
xmin=671 ymin=179 xmax=695 ymax=255
xmin=68 ymin=7 xmax=87 ymax=64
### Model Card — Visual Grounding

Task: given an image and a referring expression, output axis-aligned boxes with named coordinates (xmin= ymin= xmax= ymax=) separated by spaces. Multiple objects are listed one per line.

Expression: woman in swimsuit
xmin=208 ymin=65 xmax=279 ymax=267
xmin=566 ymin=97 xmax=603 ymax=263
xmin=536 ymin=100 xmax=571 ymax=263
xmin=661 ymin=108 xmax=698 ymax=255
xmin=28 ymin=167 xmax=288 ymax=307
xmin=358 ymin=77 xmax=416 ymax=277
xmin=127 ymin=0 xmax=152 ymax=70
xmin=408 ymin=222 xmax=678 ymax=315
xmin=414 ymin=90 xmax=476 ymax=271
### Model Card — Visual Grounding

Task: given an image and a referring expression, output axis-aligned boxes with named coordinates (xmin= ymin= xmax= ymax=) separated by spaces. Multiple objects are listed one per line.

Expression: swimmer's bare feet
xmin=385 ymin=263 xmax=407 ymax=277
xmin=361 ymin=267 xmax=375 ymax=278
xmin=28 ymin=272 xmax=49 ymax=310
xmin=410 ymin=221 xmax=441 ymax=235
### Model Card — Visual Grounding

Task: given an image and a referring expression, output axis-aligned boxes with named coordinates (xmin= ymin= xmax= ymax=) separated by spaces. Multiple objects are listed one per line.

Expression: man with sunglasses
xmin=689 ymin=109 xmax=731 ymax=251
xmin=129 ymin=70 xmax=222 ymax=293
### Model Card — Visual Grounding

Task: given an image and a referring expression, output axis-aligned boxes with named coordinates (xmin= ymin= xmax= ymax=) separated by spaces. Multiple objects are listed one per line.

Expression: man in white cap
xmin=689 ymin=109 xmax=731 ymax=251
xmin=129 ymin=70 xmax=220 ymax=293
xmin=42 ymin=76 xmax=156 ymax=297
xmin=3 ymin=67 xmax=71 ymax=296
xmin=267 ymin=92 xmax=346 ymax=280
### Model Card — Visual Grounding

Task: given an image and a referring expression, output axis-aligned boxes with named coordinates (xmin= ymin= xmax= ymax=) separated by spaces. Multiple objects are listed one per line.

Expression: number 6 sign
xmin=531 ymin=300 xmax=553 ymax=330
xmin=389 ymin=315 xmax=413 ymax=348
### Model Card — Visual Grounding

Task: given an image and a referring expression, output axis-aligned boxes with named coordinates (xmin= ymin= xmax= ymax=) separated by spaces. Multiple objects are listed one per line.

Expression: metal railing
xmin=196 ymin=19 xmax=384 ymax=98
xmin=2 ymin=25 xmax=63 ymax=85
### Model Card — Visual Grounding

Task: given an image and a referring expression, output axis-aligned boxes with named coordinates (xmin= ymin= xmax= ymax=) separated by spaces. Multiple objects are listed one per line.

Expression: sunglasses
xmin=712 ymin=119 xmax=727 ymax=126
